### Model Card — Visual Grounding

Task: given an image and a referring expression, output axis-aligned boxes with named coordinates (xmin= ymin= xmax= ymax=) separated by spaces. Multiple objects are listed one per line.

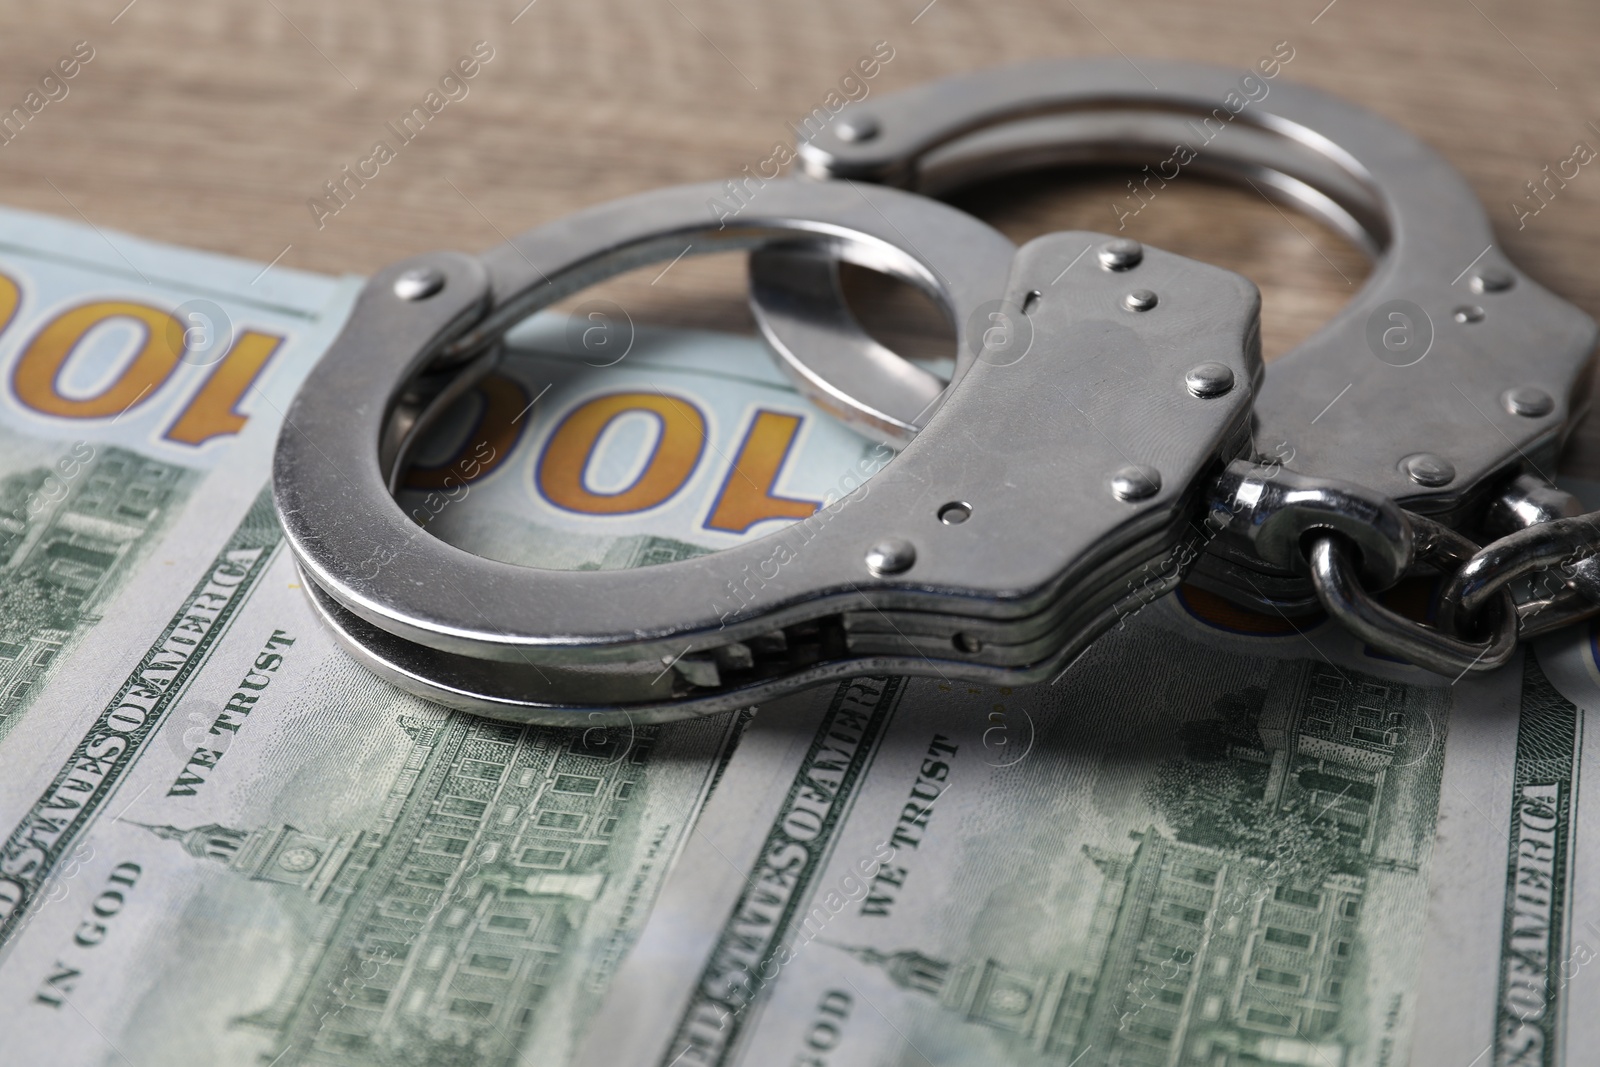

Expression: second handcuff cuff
xmin=271 ymin=60 xmax=1600 ymax=724
xmin=749 ymin=57 xmax=1600 ymax=678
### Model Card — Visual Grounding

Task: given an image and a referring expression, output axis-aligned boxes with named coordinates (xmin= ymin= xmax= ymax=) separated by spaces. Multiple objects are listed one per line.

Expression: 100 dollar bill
xmin=0 ymin=207 xmax=889 ymax=1066
xmin=0 ymin=207 xmax=360 ymax=748
xmin=579 ymin=593 xmax=1600 ymax=1067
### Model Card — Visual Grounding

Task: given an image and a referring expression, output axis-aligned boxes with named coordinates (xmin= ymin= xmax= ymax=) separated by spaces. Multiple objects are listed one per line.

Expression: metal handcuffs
xmin=272 ymin=60 xmax=1599 ymax=724
xmin=748 ymin=58 xmax=1600 ymax=671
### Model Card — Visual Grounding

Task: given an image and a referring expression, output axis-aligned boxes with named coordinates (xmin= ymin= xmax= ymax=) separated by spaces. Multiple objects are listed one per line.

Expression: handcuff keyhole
xmin=939 ymin=502 xmax=972 ymax=525
xmin=1021 ymin=290 xmax=1041 ymax=315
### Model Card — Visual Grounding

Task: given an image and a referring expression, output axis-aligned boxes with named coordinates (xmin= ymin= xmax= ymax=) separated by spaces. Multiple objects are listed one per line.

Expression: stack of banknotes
xmin=0 ymin=207 xmax=1592 ymax=1067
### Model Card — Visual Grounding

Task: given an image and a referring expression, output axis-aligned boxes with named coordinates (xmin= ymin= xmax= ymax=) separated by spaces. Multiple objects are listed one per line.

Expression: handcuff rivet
xmin=1098 ymin=238 xmax=1143 ymax=271
xmin=1454 ymin=305 xmax=1485 ymax=324
xmin=1401 ymin=452 xmax=1455 ymax=487
xmin=393 ymin=268 xmax=446 ymax=301
xmin=864 ymin=538 xmax=916 ymax=576
xmin=1110 ymin=465 xmax=1162 ymax=502
xmin=1185 ymin=362 xmax=1235 ymax=399
xmin=1470 ymin=267 xmax=1515 ymax=294
xmin=953 ymin=632 xmax=984 ymax=654
xmin=1123 ymin=289 xmax=1158 ymax=313
xmin=836 ymin=115 xmax=881 ymax=143
xmin=1503 ymin=386 xmax=1555 ymax=418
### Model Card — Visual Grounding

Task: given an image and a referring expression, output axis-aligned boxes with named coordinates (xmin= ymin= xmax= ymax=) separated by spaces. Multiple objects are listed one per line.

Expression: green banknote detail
xmin=0 ymin=441 xmax=198 ymax=745
xmin=141 ymin=711 xmax=728 ymax=1067
xmin=0 ymin=486 xmax=280 ymax=946
xmin=0 ymin=480 xmax=746 ymax=1066
xmin=628 ymin=638 xmax=1457 ymax=1067
xmin=1494 ymin=654 xmax=1582 ymax=1067
xmin=663 ymin=676 xmax=905 ymax=1066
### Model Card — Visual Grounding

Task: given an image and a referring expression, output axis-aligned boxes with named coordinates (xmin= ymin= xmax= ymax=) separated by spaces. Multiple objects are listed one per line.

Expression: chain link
xmin=1438 ymin=511 xmax=1600 ymax=636
xmin=1307 ymin=520 xmax=1517 ymax=676
xmin=1305 ymin=506 xmax=1600 ymax=675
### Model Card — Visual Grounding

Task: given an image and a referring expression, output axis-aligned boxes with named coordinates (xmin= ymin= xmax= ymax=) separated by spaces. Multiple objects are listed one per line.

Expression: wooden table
xmin=3 ymin=0 xmax=1599 ymax=470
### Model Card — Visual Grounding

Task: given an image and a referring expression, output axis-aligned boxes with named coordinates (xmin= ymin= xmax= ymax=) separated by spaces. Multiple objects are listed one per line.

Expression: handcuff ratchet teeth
xmin=272 ymin=60 xmax=1600 ymax=724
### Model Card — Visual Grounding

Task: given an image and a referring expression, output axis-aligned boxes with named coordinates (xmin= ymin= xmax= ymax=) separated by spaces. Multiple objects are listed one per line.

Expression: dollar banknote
xmin=576 ymin=587 xmax=1600 ymax=1067
xmin=0 ymin=208 xmax=361 ymax=748
xmin=0 ymin=207 xmax=890 ymax=1066
xmin=1411 ymin=600 xmax=1600 ymax=1067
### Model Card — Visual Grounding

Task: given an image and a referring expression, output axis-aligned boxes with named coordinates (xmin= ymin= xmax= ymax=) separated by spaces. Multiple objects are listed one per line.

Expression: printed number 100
xmin=0 ymin=270 xmax=283 ymax=448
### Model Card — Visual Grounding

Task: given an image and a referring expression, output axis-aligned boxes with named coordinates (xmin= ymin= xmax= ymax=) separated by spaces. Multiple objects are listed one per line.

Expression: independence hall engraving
xmin=145 ymin=712 xmax=656 ymax=1066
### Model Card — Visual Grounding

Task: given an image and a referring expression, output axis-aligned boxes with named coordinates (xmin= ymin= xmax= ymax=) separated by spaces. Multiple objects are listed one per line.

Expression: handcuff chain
xmin=1306 ymin=505 xmax=1600 ymax=675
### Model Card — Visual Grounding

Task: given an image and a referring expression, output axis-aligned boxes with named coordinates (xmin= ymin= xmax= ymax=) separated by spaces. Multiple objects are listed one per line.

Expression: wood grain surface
xmin=2 ymin=0 xmax=1598 ymax=470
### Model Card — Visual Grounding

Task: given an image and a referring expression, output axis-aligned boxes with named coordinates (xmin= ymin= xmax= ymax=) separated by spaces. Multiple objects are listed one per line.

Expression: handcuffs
xmin=272 ymin=59 xmax=1600 ymax=724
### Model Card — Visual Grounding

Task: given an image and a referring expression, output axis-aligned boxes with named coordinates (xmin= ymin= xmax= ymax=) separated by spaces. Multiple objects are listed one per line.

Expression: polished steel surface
xmin=276 ymin=60 xmax=1600 ymax=709
xmin=1482 ymin=472 xmax=1583 ymax=539
xmin=1204 ymin=459 xmax=1412 ymax=588
xmin=274 ymin=212 xmax=1259 ymax=718
xmin=749 ymin=57 xmax=1596 ymax=536
xmin=1308 ymin=530 xmax=1516 ymax=676
xmin=1438 ymin=511 xmax=1600 ymax=634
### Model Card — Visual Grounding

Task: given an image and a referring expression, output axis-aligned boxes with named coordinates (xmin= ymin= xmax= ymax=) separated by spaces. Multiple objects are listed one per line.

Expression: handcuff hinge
xmin=1205 ymin=459 xmax=1413 ymax=590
